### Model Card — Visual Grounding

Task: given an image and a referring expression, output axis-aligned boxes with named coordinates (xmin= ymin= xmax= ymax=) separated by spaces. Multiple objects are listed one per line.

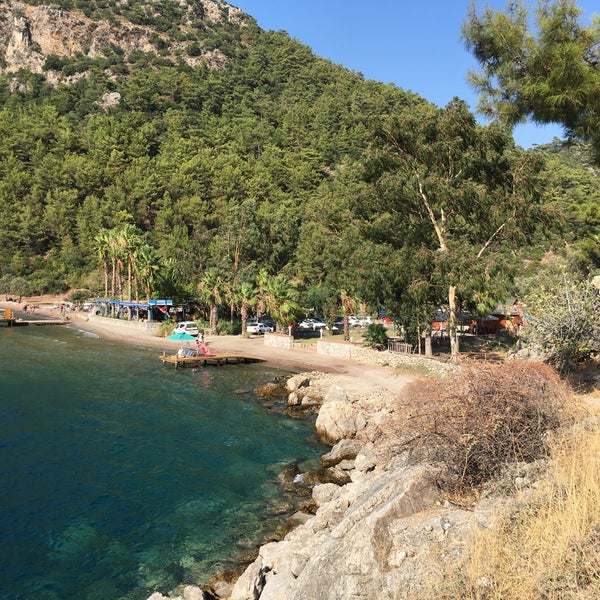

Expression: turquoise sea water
xmin=0 ymin=324 xmax=324 ymax=600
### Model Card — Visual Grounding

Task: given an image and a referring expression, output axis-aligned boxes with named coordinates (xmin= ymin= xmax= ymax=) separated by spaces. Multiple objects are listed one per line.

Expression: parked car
xmin=332 ymin=320 xmax=344 ymax=333
xmin=173 ymin=321 xmax=199 ymax=336
xmin=246 ymin=319 xmax=273 ymax=334
xmin=298 ymin=318 xmax=328 ymax=331
xmin=311 ymin=318 xmax=328 ymax=330
xmin=261 ymin=318 xmax=276 ymax=331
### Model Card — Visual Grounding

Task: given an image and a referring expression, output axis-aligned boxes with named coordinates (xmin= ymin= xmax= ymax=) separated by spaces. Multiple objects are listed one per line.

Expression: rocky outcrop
xmin=230 ymin=461 xmax=445 ymax=600
xmin=148 ymin=585 xmax=208 ymax=600
xmin=0 ymin=1 xmax=247 ymax=79
xmin=225 ymin=373 xmax=442 ymax=600
xmin=148 ymin=367 xmax=543 ymax=600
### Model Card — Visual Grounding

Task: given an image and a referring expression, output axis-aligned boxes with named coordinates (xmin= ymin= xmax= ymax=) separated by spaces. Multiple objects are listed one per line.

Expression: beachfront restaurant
xmin=94 ymin=299 xmax=176 ymax=322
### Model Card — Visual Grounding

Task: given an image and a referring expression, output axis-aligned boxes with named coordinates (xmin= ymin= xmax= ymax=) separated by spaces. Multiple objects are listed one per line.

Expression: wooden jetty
xmin=0 ymin=314 xmax=67 ymax=328
xmin=160 ymin=351 xmax=264 ymax=369
xmin=0 ymin=307 xmax=16 ymax=327
xmin=1 ymin=307 xmax=67 ymax=327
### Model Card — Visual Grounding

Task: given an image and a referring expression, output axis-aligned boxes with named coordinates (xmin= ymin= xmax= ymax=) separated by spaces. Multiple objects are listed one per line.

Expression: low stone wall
xmin=316 ymin=340 xmax=353 ymax=359
xmin=88 ymin=313 xmax=162 ymax=333
xmin=315 ymin=340 xmax=457 ymax=376
xmin=264 ymin=332 xmax=293 ymax=350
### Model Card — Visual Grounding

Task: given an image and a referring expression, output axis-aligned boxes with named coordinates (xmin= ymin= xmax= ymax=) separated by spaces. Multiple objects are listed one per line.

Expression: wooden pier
xmin=0 ymin=316 xmax=67 ymax=327
xmin=160 ymin=351 xmax=264 ymax=369
xmin=1 ymin=304 xmax=68 ymax=327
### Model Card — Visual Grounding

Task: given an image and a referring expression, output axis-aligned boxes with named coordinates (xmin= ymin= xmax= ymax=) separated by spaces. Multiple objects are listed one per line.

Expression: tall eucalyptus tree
xmin=362 ymin=99 xmax=546 ymax=358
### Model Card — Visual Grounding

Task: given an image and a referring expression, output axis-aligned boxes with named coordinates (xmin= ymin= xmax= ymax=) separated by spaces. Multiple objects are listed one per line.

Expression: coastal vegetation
xmin=0 ymin=0 xmax=597 ymax=358
xmin=1 ymin=2 xmax=600 ymax=599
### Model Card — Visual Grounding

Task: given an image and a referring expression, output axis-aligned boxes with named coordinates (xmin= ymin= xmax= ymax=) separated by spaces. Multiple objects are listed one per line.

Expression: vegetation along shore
xmin=1 ymin=0 xmax=600 ymax=598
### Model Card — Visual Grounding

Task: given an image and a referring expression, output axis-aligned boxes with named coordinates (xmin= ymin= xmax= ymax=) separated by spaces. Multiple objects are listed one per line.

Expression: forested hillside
xmin=0 ymin=0 xmax=597 ymax=335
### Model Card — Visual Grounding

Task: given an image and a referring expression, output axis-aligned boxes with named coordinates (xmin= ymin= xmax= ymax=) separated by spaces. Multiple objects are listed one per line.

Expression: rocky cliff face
xmin=0 ymin=1 xmax=247 ymax=82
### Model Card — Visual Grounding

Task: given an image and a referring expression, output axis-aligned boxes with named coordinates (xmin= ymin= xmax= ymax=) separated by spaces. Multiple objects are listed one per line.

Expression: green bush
xmin=362 ymin=323 xmax=388 ymax=350
xmin=217 ymin=320 xmax=242 ymax=336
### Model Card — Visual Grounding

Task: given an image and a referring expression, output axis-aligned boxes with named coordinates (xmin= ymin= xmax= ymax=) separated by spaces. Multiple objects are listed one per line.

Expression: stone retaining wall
xmin=264 ymin=332 xmax=293 ymax=350
xmin=88 ymin=313 xmax=162 ymax=333
xmin=314 ymin=340 xmax=456 ymax=376
xmin=316 ymin=340 xmax=353 ymax=359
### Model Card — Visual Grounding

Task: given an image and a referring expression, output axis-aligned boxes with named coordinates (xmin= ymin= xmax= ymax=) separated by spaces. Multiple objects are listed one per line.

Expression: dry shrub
xmin=400 ymin=360 xmax=569 ymax=491
xmin=436 ymin=419 xmax=600 ymax=600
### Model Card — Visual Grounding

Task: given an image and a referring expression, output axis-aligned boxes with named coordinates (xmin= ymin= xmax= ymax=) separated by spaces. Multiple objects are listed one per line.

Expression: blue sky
xmin=231 ymin=0 xmax=598 ymax=149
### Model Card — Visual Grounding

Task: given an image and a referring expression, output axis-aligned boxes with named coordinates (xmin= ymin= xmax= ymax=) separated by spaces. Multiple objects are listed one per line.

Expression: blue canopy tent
xmin=94 ymin=299 xmax=174 ymax=322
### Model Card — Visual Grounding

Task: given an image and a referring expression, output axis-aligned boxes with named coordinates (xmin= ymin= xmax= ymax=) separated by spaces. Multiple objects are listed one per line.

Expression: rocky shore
xmin=0 ymin=297 xmax=542 ymax=599
xmin=147 ymin=363 xmax=507 ymax=600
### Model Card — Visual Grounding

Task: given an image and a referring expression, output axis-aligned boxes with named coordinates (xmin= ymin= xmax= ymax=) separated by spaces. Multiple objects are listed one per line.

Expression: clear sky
xmin=231 ymin=0 xmax=598 ymax=149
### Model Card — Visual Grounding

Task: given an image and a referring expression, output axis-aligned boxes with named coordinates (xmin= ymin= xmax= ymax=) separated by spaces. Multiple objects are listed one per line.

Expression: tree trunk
xmin=111 ymin=260 xmax=116 ymax=297
xmin=448 ymin=284 xmax=460 ymax=359
xmin=425 ymin=333 xmax=432 ymax=357
xmin=241 ymin=305 xmax=248 ymax=335
xmin=127 ymin=259 xmax=132 ymax=302
xmin=104 ymin=262 xmax=109 ymax=297
xmin=343 ymin=314 xmax=350 ymax=342
xmin=210 ymin=304 xmax=218 ymax=335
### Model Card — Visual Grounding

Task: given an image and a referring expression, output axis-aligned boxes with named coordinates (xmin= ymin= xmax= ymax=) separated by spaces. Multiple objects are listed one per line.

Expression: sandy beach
xmin=1 ymin=295 xmax=414 ymax=396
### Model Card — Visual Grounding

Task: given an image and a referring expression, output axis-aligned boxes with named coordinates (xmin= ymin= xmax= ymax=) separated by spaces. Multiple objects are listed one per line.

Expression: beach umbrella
xmin=167 ymin=332 xmax=197 ymax=341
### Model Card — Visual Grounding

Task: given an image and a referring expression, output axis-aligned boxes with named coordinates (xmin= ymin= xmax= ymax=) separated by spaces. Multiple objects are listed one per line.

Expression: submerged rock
xmin=255 ymin=382 xmax=287 ymax=399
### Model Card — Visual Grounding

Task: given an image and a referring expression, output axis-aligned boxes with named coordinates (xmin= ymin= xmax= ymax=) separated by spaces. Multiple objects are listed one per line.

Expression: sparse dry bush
xmin=432 ymin=417 xmax=600 ymax=600
xmin=399 ymin=361 xmax=569 ymax=491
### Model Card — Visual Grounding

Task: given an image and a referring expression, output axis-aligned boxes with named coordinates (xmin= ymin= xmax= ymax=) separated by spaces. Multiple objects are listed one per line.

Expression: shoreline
xmin=2 ymin=296 xmax=422 ymax=599
xmin=1 ymin=296 xmax=415 ymax=396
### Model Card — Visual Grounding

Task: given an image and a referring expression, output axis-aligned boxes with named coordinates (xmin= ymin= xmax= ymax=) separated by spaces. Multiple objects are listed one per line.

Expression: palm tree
xmin=135 ymin=244 xmax=160 ymax=302
xmin=106 ymin=228 xmax=122 ymax=301
xmin=255 ymin=268 xmax=270 ymax=319
xmin=263 ymin=274 xmax=301 ymax=333
xmin=340 ymin=289 xmax=358 ymax=342
xmin=119 ymin=224 xmax=142 ymax=303
xmin=94 ymin=229 xmax=112 ymax=298
xmin=235 ymin=281 xmax=258 ymax=335
xmin=198 ymin=268 xmax=224 ymax=335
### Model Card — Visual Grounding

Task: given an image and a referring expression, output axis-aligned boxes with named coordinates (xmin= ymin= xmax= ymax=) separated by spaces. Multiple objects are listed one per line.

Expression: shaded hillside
xmin=0 ymin=1 xmax=596 ymax=322
xmin=0 ymin=0 xmax=424 ymax=296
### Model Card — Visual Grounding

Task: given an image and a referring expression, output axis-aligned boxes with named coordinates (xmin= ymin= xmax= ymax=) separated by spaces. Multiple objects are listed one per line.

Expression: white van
xmin=173 ymin=321 xmax=199 ymax=336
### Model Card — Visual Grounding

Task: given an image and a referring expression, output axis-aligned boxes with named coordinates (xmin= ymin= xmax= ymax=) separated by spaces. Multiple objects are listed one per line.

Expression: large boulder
xmin=321 ymin=439 xmax=363 ymax=467
xmin=315 ymin=400 xmax=366 ymax=444
xmin=229 ymin=463 xmax=442 ymax=600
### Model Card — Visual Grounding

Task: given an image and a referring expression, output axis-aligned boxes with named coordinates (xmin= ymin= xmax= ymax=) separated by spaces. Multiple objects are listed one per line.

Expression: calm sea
xmin=0 ymin=323 xmax=324 ymax=600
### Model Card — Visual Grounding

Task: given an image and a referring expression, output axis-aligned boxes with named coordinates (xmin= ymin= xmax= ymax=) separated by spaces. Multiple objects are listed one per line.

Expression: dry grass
xmin=436 ymin=408 xmax=600 ymax=599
